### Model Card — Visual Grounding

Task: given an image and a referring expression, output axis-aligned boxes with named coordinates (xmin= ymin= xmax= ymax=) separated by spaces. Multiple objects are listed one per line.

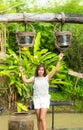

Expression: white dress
xmin=32 ymin=75 xmax=50 ymax=109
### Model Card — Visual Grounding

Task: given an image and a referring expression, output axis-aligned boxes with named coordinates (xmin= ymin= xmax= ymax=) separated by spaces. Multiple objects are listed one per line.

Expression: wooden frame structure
xmin=0 ymin=12 xmax=83 ymax=78
xmin=0 ymin=13 xmax=83 ymax=23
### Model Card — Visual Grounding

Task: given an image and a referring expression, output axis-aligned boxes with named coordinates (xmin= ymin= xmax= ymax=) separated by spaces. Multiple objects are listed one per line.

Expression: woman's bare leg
xmin=40 ymin=108 xmax=48 ymax=130
xmin=35 ymin=109 xmax=42 ymax=130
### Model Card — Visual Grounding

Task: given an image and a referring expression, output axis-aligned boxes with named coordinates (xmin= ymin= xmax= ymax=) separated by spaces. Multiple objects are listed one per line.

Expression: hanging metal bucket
xmin=8 ymin=112 xmax=34 ymax=130
xmin=55 ymin=31 xmax=72 ymax=47
xmin=54 ymin=24 xmax=72 ymax=51
xmin=16 ymin=23 xmax=35 ymax=47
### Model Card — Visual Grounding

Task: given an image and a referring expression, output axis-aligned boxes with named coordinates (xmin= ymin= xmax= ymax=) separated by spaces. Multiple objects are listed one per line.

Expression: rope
xmin=55 ymin=43 xmax=65 ymax=52
xmin=23 ymin=12 xmax=27 ymax=24
xmin=19 ymin=47 xmax=22 ymax=66
xmin=60 ymin=12 xmax=65 ymax=24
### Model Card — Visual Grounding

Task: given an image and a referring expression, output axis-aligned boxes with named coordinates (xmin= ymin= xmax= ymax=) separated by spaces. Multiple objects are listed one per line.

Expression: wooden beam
xmin=0 ymin=13 xmax=83 ymax=23
xmin=68 ymin=70 xmax=83 ymax=78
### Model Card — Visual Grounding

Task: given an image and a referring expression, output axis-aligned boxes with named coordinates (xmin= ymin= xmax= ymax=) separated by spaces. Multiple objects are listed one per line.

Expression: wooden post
xmin=0 ymin=24 xmax=6 ymax=59
xmin=0 ymin=13 xmax=83 ymax=23
xmin=68 ymin=70 xmax=83 ymax=78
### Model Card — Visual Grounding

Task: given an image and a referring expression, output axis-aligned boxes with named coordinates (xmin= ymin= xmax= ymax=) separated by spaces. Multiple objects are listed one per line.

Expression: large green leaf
xmin=16 ymin=102 xmax=28 ymax=112
xmin=34 ymin=32 xmax=41 ymax=55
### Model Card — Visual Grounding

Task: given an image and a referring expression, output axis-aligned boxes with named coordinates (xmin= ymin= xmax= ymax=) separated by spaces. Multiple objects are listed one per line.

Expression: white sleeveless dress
xmin=32 ymin=75 xmax=50 ymax=109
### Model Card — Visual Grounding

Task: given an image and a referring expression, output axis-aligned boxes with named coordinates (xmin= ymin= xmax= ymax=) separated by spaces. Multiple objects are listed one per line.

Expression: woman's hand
xmin=58 ymin=53 xmax=64 ymax=61
xmin=19 ymin=66 xmax=23 ymax=73
xmin=19 ymin=66 xmax=33 ymax=83
xmin=47 ymin=53 xmax=64 ymax=79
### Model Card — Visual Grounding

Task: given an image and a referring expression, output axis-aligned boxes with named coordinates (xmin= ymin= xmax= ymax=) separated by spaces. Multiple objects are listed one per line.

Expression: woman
xmin=19 ymin=53 xmax=63 ymax=130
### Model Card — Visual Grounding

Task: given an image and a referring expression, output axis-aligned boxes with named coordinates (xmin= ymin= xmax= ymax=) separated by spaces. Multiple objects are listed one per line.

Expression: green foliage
xmin=34 ymin=32 xmax=41 ymax=55
xmin=6 ymin=23 xmax=18 ymax=52
xmin=0 ymin=0 xmax=27 ymax=14
xmin=75 ymin=99 xmax=83 ymax=112
xmin=65 ymin=24 xmax=83 ymax=73
xmin=0 ymin=32 xmax=69 ymax=109
xmin=17 ymin=102 xmax=28 ymax=112
xmin=0 ymin=0 xmax=83 ymax=112
xmin=33 ymin=23 xmax=55 ymax=52
xmin=0 ymin=49 xmax=27 ymax=97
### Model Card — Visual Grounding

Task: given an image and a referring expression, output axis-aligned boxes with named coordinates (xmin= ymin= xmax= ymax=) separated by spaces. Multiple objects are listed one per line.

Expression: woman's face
xmin=38 ymin=67 xmax=44 ymax=77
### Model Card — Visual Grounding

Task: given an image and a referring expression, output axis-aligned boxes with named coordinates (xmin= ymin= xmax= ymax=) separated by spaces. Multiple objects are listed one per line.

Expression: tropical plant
xmin=0 ymin=49 xmax=28 ymax=109
xmin=0 ymin=0 xmax=83 ymax=112
xmin=0 ymin=32 xmax=69 ymax=111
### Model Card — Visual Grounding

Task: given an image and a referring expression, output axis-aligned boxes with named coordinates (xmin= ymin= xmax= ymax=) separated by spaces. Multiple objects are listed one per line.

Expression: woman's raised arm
xmin=19 ymin=66 xmax=33 ymax=83
xmin=47 ymin=53 xmax=63 ymax=80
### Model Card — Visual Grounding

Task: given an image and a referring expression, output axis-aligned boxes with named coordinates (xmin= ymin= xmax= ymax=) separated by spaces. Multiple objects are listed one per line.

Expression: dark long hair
xmin=35 ymin=64 xmax=47 ymax=77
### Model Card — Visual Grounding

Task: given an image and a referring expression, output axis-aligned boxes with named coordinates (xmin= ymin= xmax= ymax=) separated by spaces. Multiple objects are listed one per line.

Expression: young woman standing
xmin=19 ymin=53 xmax=63 ymax=130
